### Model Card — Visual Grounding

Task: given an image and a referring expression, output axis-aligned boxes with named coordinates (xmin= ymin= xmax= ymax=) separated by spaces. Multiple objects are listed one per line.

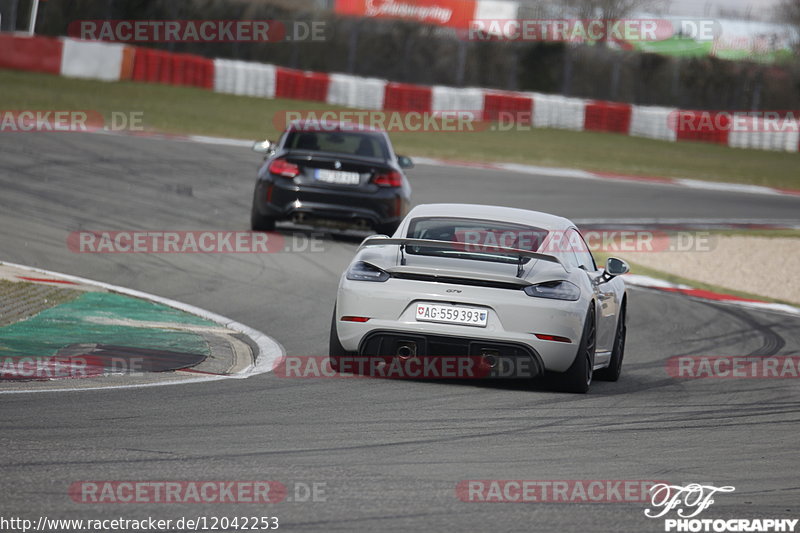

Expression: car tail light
xmin=524 ymin=281 xmax=581 ymax=301
xmin=372 ymin=170 xmax=403 ymax=187
xmin=268 ymin=158 xmax=300 ymax=178
xmin=534 ymin=333 xmax=572 ymax=343
xmin=346 ymin=261 xmax=390 ymax=282
xmin=341 ymin=316 xmax=371 ymax=322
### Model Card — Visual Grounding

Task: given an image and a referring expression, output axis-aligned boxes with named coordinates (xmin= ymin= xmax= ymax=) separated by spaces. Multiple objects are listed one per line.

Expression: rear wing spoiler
xmin=358 ymin=236 xmax=565 ymax=277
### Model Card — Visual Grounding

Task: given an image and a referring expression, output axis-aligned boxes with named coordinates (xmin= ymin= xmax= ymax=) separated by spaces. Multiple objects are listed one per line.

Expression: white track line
xmin=0 ymin=261 xmax=285 ymax=394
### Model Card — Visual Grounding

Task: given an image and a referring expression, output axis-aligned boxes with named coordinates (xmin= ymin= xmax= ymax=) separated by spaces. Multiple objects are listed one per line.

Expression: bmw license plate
xmin=314 ymin=168 xmax=360 ymax=185
xmin=415 ymin=303 xmax=488 ymax=327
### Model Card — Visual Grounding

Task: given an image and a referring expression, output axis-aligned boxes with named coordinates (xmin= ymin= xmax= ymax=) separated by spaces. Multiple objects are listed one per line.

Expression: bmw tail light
xmin=268 ymin=158 xmax=300 ymax=178
xmin=372 ymin=170 xmax=403 ymax=187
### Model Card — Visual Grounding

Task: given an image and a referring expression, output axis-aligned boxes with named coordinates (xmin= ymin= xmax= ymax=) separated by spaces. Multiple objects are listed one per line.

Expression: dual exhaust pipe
xmin=394 ymin=342 xmax=499 ymax=368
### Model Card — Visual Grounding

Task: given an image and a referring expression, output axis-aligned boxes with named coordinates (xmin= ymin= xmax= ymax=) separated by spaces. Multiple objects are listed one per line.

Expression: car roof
xmin=287 ymin=120 xmax=386 ymax=134
xmin=405 ymin=204 xmax=574 ymax=231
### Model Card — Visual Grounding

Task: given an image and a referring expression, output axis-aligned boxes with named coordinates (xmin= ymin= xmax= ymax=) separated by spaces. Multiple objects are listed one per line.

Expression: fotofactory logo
xmin=645 ymin=483 xmax=798 ymax=532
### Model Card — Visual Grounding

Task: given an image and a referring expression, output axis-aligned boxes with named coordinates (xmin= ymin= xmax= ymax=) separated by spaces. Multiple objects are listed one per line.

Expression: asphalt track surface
xmin=1 ymin=132 xmax=799 ymax=532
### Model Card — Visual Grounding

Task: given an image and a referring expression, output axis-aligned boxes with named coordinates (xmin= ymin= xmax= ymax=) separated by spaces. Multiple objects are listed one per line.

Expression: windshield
xmin=284 ymin=130 xmax=389 ymax=159
xmin=405 ymin=217 xmax=549 ymax=264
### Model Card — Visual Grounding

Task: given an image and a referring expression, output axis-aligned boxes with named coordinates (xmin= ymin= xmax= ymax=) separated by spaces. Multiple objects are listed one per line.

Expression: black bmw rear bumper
xmin=253 ymin=178 xmax=408 ymax=229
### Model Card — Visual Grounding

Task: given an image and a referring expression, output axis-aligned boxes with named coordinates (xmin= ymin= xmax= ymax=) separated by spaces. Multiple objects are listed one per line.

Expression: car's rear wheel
xmin=595 ymin=300 xmax=626 ymax=382
xmin=250 ymin=203 xmax=276 ymax=232
xmin=556 ymin=305 xmax=596 ymax=394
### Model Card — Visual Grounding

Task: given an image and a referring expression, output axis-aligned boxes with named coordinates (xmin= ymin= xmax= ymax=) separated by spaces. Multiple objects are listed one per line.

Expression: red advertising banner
xmin=335 ymin=0 xmax=478 ymax=29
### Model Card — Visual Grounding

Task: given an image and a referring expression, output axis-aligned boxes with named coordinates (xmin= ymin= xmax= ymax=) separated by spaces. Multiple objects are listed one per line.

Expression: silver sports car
xmin=329 ymin=204 xmax=629 ymax=393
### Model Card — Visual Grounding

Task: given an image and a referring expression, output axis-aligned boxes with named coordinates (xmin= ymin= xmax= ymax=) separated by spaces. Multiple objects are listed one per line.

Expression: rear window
xmin=284 ymin=130 xmax=388 ymax=159
xmin=405 ymin=217 xmax=548 ymax=264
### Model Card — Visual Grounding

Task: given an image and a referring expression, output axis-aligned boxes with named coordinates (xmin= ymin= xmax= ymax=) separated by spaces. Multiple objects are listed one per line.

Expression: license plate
xmin=415 ymin=303 xmax=488 ymax=327
xmin=314 ymin=168 xmax=360 ymax=185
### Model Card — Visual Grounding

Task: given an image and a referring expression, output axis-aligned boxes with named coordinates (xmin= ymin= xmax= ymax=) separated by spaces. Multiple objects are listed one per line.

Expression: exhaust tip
xmin=396 ymin=342 xmax=417 ymax=360
xmin=481 ymin=350 xmax=499 ymax=369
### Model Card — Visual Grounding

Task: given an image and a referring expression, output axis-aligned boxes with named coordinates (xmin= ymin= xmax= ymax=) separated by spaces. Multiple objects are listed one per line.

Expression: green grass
xmin=593 ymin=251 xmax=798 ymax=307
xmin=3 ymin=69 xmax=799 ymax=189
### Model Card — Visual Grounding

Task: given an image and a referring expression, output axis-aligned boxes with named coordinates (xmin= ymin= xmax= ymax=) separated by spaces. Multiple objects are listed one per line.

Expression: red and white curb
xmin=0 ymin=261 xmax=286 ymax=394
xmin=88 ymin=129 xmax=800 ymax=198
xmin=624 ymin=273 xmax=800 ymax=316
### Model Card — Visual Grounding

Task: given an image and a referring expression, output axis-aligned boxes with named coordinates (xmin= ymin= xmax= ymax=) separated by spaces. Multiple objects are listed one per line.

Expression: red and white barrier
xmin=482 ymin=90 xmax=533 ymax=123
xmin=213 ymin=59 xmax=276 ymax=98
xmin=383 ymin=82 xmax=433 ymax=112
xmin=132 ymin=48 xmax=212 ymax=89
xmin=4 ymin=32 xmax=799 ymax=155
xmin=728 ymin=116 xmax=800 ymax=153
xmin=432 ymin=86 xmax=484 ymax=116
xmin=674 ymin=110 xmax=730 ymax=145
xmin=60 ymin=38 xmax=126 ymax=81
xmin=629 ymin=106 xmax=678 ymax=142
xmin=584 ymin=100 xmax=632 ymax=134
xmin=275 ymin=68 xmax=330 ymax=102
xmin=327 ymin=73 xmax=386 ymax=110
xmin=0 ymin=33 xmax=63 ymax=75
xmin=532 ymin=93 xmax=586 ymax=130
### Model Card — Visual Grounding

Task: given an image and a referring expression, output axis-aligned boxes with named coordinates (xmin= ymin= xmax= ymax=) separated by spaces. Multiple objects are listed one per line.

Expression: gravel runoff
xmin=617 ymin=236 xmax=800 ymax=305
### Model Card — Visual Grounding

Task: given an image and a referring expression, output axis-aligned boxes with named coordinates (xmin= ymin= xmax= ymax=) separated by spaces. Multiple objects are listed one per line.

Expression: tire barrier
xmin=3 ymin=33 xmax=798 ymax=154
xmin=673 ymin=110 xmax=730 ymax=145
xmin=728 ymin=116 xmax=800 ymax=153
xmin=482 ymin=91 xmax=533 ymax=123
xmin=0 ymin=34 xmax=63 ymax=75
xmin=60 ymin=39 xmax=127 ymax=82
xmin=327 ymin=73 xmax=386 ymax=110
xmin=132 ymin=48 xmax=213 ymax=89
xmin=383 ymin=82 xmax=433 ymax=113
xmin=532 ymin=93 xmax=587 ymax=131
xmin=432 ymin=86 xmax=485 ymax=116
xmin=213 ymin=59 xmax=276 ymax=98
xmin=629 ymin=106 xmax=678 ymax=142
xmin=275 ymin=68 xmax=330 ymax=102
xmin=584 ymin=101 xmax=633 ymax=134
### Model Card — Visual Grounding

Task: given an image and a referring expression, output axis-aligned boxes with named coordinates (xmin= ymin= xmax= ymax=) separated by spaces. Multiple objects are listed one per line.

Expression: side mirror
xmin=397 ymin=155 xmax=414 ymax=169
xmin=252 ymin=140 xmax=274 ymax=154
xmin=603 ymin=257 xmax=630 ymax=280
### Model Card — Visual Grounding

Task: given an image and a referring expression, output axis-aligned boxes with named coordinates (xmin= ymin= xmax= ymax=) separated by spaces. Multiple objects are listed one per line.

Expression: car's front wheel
xmin=556 ymin=304 xmax=596 ymax=394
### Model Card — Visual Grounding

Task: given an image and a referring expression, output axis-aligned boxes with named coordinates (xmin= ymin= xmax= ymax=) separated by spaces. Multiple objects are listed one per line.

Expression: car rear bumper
xmin=357 ymin=330 xmax=545 ymax=379
xmin=254 ymin=179 xmax=407 ymax=227
xmin=335 ymin=277 xmax=586 ymax=373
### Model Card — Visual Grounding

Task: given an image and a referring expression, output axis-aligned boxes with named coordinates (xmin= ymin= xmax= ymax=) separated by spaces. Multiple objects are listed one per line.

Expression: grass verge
xmin=593 ymin=251 xmax=798 ymax=307
xmin=2 ymin=69 xmax=799 ymax=189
